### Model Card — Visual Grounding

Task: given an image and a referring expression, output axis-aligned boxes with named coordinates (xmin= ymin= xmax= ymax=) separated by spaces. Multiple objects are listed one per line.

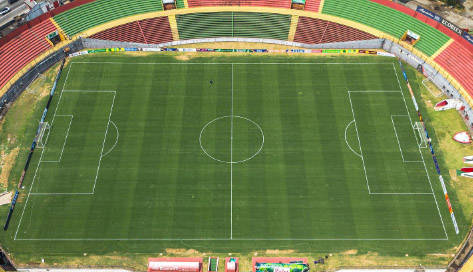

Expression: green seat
xmin=176 ymin=12 xmax=291 ymax=40
xmin=54 ymin=0 xmax=164 ymax=36
xmin=322 ymin=0 xmax=450 ymax=56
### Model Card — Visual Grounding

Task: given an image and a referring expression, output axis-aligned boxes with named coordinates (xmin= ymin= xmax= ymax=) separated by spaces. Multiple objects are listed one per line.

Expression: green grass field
xmin=3 ymin=54 xmax=467 ymax=263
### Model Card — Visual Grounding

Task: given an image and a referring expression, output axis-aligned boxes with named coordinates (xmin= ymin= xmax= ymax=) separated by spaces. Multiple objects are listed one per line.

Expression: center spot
xmin=200 ymin=116 xmax=264 ymax=164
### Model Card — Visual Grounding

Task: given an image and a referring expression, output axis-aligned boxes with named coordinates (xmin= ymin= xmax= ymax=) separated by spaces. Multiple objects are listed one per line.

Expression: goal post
xmin=35 ymin=122 xmax=51 ymax=148
xmin=413 ymin=122 xmax=428 ymax=148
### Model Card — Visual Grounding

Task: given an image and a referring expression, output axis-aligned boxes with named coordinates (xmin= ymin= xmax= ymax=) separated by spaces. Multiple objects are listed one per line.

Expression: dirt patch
xmin=425 ymin=100 xmax=433 ymax=108
xmin=265 ymin=250 xmax=295 ymax=254
xmin=0 ymin=147 xmax=20 ymax=188
xmin=165 ymin=248 xmax=201 ymax=255
xmin=450 ymin=169 xmax=458 ymax=181
xmin=175 ymin=53 xmax=197 ymax=61
xmin=342 ymin=249 xmax=358 ymax=255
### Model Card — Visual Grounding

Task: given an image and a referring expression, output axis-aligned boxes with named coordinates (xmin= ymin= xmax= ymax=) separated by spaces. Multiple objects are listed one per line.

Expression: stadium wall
xmin=82 ymin=37 xmax=384 ymax=50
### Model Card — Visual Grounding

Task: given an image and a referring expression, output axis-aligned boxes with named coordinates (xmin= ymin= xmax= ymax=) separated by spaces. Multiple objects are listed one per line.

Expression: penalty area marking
xmin=348 ymin=90 xmax=435 ymax=196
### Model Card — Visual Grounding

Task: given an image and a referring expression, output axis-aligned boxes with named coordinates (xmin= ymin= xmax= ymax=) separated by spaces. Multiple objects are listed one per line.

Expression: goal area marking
xmin=14 ymin=62 xmax=449 ymax=241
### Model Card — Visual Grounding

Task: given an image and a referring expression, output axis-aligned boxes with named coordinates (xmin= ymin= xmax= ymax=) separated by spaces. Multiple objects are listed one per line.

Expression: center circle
xmin=199 ymin=116 xmax=264 ymax=164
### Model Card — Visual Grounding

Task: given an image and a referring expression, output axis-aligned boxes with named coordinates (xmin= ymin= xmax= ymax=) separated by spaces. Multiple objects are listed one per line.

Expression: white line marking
xmin=370 ymin=192 xmax=433 ymax=195
xmin=199 ymin=116 xmax=264 ymax=164
xmin=393 ymin=63 xmax=448 ymax=239
xmin=348 ymin=90 xmax=400 ymax=93
xmin=15 ymin=63 xmax=74 ymax=240
xmin=71 ymin=62 xmax=397 ymax=65
xmin=14 ymin=237 xmax=448 ymax=241
xmin=101 ymin=121 xmax=119 ymax=158
xmin=16 ymin=62 xmax=447 ymax=241
xmin=30 ymin=192 xmax=93 ymax=195
xmin=63 ymin=90 xmax=116 ymax=93
xmin=347 ymin=92 xmax=370 ymax=194
xmin=344 ymin=120 xmax=362 ymax=158
xmin=230 ymin=63 xmax=233 ymax=240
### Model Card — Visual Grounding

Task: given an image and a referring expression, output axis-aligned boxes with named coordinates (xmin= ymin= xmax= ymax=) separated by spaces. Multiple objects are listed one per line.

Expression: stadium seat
xmin=0 ymin=19 xmax=56 ymax=89
xmin=321 ymin=0 xmax=450 ymax=56
xmin=294 ymin=16 xmax=377 ymax=44
xmin=186 ymin=0 xmax=291 ymax=9
xmin=53 ymin=0 xmax=164 ymax=37
xmin=90 ymin=17 xmax=173 ymax=44
xmin=435 ymin=41 xmax=473 ymax=97
xmin=176 ymin=12 xmax=291 ymax=40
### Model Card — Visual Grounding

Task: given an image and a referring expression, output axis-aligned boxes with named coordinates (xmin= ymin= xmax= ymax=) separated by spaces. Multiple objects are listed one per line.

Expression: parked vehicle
xmin=0 ymin=7 xmax=11 ymax=16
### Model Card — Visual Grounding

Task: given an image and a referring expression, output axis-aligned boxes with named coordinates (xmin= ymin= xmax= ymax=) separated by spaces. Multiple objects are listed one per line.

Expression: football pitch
xmin=7 ymin=54 xmax=465 ymax=257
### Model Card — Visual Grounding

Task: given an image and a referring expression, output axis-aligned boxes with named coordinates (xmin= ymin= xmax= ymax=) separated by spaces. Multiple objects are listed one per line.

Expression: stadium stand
xmin=435 ymin=41 xmax=473 ymax=96
xmin=176 ymin=12 xmax=291 ymax=40
xmin=2 ymin=0 xmax=473 ymax=115
xmin=186 ymin=0 xmax=291 ymax=9
xmin=294 ymin=16 xmax=378 ymax=44
xmin=53 ymin=0 xmax=164 ymax=37
xmin=140 ymin=17 xmax=174 ymax=44
xmin=90 ymin=17 xmax=173 ymax=44
xmin=0 ymin=19 xmax=57 ymax=89
xmin=321 ymin=0 xmax=450 ymax=56
xmin=90 ymin=21 xmax=147 ymax=44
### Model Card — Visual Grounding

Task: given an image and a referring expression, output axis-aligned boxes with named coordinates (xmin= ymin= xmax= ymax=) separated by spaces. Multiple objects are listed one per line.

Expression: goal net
xmin=422 ymin=77 xmax=444 ymax=98
xmin=413 ymin=122 xmax=429 ymax=148
xmin=26 ymin=74 xmax=47 ymax=94
xmin=35 ymin=122 xmax=51 ymax=148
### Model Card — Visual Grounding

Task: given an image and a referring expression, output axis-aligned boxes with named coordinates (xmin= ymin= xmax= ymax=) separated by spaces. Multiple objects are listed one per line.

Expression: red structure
xmin=225 ymin=257 xmax=238 ymax=272
xmin=148 ymin=257 xmax=203 ymax=272
xmin=0 ymin=19 xmax=57 ymax=89
xmin=89 ymin=17 xmax=173 ymax=45
xmin=435 ymin=41 xmax=473 ymax=95
xmin=294 ymin=16 xmax=377 ymax=44
xmin=252 ymin=257 xmax=308 ymax=272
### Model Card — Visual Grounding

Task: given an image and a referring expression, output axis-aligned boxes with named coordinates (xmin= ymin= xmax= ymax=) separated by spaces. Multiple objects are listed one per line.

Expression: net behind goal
xmin=414 ymin=122 xmax=428 ymax=148
xmin=35 ymin=122 xmax=50 ymax=148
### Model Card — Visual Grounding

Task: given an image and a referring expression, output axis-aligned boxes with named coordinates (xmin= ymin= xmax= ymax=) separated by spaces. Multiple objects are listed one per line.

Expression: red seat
xmin=89 ymin=17 xmax=173 ymax=45
xmin=435 ymin=42 xmax=473 ymax=96
xmin=0 ymin=19 xmax=57 ymax=89
xmin=294 ymin=16 xmax=377 ymax=44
